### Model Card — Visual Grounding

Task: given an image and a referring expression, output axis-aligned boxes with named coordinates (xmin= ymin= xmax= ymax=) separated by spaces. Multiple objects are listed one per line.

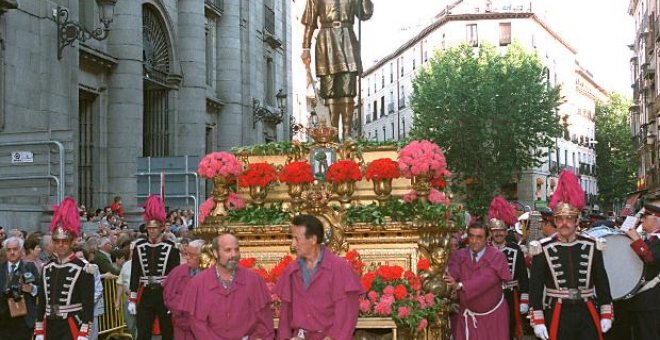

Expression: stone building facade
xmin=361 ymin=0 xmax=606 ymax=210
xmin=0 ymin=0 xmax=292 ymax=229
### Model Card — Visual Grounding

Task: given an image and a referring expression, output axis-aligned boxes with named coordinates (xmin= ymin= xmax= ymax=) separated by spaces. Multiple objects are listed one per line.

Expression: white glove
xmin=600 ymin=318 xmax=612 ymax=333
xmin=128 ymin=301 xmax=137 ymax=315
xmin=34 ymin=336 xmax=44 ymax=340
xmin=520 ymin=303 xmax=529 ymax=314
xmin=533 ymin=324 xmax=549 ymax=340
xmin=76 ymin=337 xmax=89 ymax=340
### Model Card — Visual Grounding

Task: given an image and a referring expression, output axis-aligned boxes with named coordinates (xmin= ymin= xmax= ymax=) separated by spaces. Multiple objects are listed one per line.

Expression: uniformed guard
xmin=529 ymin=170 xmax=613 ymax=340
xmin=127 ymin=195 xmax=180 ymax=340
xmin=488 ymin=195 xmax=530 ymax=340
xmin=625 ymin=203 xmax=660 ymax=340
xmin=34 ymin=197 xmax=95 ymax=340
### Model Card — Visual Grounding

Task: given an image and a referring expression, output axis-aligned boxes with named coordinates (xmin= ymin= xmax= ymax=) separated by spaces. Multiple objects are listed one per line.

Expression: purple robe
xmin=274 ymin=247 xmax=363 ymax=340
xmin=163 ymin=264 xmax=196 ymax=340
xmin=448 ymin=246 xmax=512 ymax=340
xmin=182 ymin=266 xmax=274 ymax=340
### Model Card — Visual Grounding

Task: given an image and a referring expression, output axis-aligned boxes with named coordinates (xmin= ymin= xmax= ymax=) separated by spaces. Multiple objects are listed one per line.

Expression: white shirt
xmin=119 ymin=260 xmax=132 ymax=289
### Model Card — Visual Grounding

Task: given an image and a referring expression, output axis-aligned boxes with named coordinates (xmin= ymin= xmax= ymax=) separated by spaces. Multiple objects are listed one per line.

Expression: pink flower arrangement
xmin=398 ymin=140 xmax=449 ymax=179
xmin=198 ymin=151 xmax=243 ymax=179
xmin=397 ymin=306 xmax=411 ymax=318
xmin=224 ymin=192 xmax=246 ymax=210
xmin=428 ymin=189 xmax=450 ymax=206
xmin=198 ymin=197 xmax=216 ymax=224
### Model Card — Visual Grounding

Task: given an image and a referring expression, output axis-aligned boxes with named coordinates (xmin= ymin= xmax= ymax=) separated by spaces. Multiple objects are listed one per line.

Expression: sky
xmin=359 ymin=0 xmax=635 ymax=96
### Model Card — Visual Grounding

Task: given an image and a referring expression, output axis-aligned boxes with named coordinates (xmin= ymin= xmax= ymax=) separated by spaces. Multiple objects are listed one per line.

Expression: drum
xmin=583 ymin=226 xmax=644 ymax=300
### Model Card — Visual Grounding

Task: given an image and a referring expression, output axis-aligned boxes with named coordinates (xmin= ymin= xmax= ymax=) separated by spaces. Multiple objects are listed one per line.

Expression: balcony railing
xmin=205 ymin=0 xmax=224 ymax=14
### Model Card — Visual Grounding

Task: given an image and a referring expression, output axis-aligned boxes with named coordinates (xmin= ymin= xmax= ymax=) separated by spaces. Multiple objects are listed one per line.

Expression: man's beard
xmin=222 ymin=258 xmax=239 ymax=270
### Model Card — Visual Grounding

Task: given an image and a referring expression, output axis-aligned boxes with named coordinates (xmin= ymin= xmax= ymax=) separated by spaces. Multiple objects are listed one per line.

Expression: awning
xmin=620 ymin=192 xmax=643 ymax=216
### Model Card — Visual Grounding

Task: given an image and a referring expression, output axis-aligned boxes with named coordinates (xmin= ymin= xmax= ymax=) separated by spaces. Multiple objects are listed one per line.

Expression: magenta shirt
xmin=448 ymin=246 xmax=512 ymax=340
xmin=275 ymin=247 xmax=363 ymax=340
xmin=162 ymin=264 xmax=195 ymax=339
xmin=183 ymin=266 xmax=274 ymax=340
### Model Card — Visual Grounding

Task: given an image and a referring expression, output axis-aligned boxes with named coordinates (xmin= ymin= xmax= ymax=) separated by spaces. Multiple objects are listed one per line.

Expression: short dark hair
xmin=24 ymin=235 xmax=41 ymax=252
xmin=291 ymin=214 xmax=324 ymax=244
xmin=467 ymin=222 xmax=489 ymax=237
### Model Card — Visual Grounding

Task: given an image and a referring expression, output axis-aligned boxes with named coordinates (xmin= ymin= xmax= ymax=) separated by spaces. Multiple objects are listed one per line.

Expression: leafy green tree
xmin=410 ymin=43 xmax=562 ymax=215
xmin=594 ymin=93 xmax=636 ymax=210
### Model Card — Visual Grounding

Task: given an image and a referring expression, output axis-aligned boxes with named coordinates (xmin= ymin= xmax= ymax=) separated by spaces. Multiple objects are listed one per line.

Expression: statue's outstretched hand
xmin=301 ymin=49 xmax=311 ymax=68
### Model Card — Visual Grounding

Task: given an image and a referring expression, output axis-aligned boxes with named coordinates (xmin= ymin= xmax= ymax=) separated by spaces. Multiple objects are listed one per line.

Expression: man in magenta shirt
xmin=162 ymin=239 xmax=204 ymax=340
xmin=183 ymin=234 xmax=274 ymax=339
xmin=275 ymin=214 xmax=363 ymax=340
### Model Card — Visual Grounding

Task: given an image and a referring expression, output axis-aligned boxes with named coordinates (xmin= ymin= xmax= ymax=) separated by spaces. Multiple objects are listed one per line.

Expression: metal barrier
xmin=98 ymin=277 xmax=130 ymax=337
xmin=0 ymin=140 xmax=65 ymax=203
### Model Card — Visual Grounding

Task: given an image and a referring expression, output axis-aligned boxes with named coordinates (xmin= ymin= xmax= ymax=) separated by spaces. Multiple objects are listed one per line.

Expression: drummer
xmin=540 ymin=208 xmax=556 ymax=237
xmin=624 ymin=203 xmax=660 ymax=340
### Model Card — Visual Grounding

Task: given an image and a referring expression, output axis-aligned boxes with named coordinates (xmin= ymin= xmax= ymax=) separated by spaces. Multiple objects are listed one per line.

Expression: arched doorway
xmin=142 ymin=4 xmax=171 ymax=157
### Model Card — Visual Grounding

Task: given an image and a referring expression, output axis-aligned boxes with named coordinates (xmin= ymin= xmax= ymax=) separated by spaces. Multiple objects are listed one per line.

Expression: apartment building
xmin=629 ymin=0 xmax=660 ymax=203
xmin=361 ymin=0 xmax=607 ymax=209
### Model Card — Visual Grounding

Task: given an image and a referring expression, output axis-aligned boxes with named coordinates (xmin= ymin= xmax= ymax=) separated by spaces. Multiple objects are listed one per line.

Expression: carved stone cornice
xmin=0 ymin=0 xmax=17 ymax=15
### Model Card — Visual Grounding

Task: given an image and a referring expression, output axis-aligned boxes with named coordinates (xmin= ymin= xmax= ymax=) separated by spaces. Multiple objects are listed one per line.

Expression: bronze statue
xmin=301 ymin=0 xmax=374 ymax=140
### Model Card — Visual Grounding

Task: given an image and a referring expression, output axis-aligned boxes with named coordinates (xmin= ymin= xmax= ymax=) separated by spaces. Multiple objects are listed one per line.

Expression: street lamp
xmin=56 ymin=0 xmax=118 ymax=60
xmin=252 ymin=89 xmax=286 ymax=128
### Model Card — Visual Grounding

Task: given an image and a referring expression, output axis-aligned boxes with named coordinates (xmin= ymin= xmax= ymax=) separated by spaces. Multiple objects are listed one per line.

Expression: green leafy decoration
xmin=227 ymin=205 xmax=291 ymax=225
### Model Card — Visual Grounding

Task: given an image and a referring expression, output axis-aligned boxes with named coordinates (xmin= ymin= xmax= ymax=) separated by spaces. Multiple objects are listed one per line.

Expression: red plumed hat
xmin=50 ymin=197 xmax=81 ymax=240
xmin=549 ymin=170 xmax=585 ymax=216
xmin=488 ymin=195 xmax=517 ymax=229
xmin=143 ymin=195 xmax=166 ymax=227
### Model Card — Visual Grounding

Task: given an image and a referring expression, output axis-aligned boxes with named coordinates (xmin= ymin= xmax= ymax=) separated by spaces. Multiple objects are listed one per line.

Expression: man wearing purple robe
xmin=162 ymin=239 xmax=204 ymax=340
xmin=183 ymin=234 xmax=274 ymax=340
xmin=275 ymin=214 xmax=363 ymax=340
xmin=446 ymin=223 xmax=512 ymax=340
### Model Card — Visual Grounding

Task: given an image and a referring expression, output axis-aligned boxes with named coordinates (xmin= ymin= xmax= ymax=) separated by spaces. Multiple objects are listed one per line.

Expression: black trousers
xmin=631 ymin=310 xmax=660 ymax=340
xmin=504 ymin=289 xmax=522 ymax=339
xmin=545 ymin=302 xmax=599 ymax=340
xmin=604 ymin=299 xmax=633 ymax=340
xmin=0 ymin=316 xmax=32 ymax=340
xmin=45 ymin=318 xmax=75 ymax=340
xmin=136 ymin=286 xmax=172 ymax=340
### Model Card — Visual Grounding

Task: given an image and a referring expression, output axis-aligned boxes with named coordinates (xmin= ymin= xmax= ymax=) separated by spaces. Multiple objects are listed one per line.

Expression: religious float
xmin=193 ymin=123 xmax=465 ymax=340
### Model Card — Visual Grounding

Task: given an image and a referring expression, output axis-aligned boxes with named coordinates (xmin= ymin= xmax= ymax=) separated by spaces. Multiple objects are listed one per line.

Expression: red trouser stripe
xmin=585 ymin=300 xmax=604 ymax=340
xmin=549 ymin=301 xmax=561 ymax=340
xmin=513 ymin=290 xmax=523 ymax=339
xmin=67 ymin=317 xmax=79 ymax=340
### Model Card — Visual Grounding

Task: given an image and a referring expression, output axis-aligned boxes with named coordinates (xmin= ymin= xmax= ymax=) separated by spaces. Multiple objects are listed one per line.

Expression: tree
xmin=410 ymin=43 xmax=562 ymax=215
xmin=594 ymin=93 xmax=636 ymax=211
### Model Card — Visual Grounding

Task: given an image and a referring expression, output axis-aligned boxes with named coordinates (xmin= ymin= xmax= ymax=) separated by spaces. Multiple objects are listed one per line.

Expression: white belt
xmin=463 ymin=295 xmax=505 ymax=340
xmin=46 ymin=303 xmax=82 ymax=318
xmin=637 ymin=275 xmax=660 ymax=295
xmin=502 ymin=280 xmax=519 ymax=290
xmin=139 ymin=276 xmax=166 ymax=285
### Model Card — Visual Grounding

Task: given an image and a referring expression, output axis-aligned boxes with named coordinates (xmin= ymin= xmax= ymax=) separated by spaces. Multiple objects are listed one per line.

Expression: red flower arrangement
xmin=240 ymin=251 xmax=441 ymax=332
xmin=279 ymin=161 xmax=314 ymax=185
xmin=238 ymin=162 xmax=278 ymax=188
xmin=345 ymin=250 xmax=365 ymax=276
xmin=365 ymin=158 xmax=401 ymax=181
xmin=416 ymin=258 xmax=431 ymax=271
xmin=431 ymin=176 xmax=447 ymax=189
xmin=197 ymin=151 xmax=242 ymax=179
xmin=326 ymin=160 xmax=363 ymax=184
xmin=359 ymin=261 xmax=443 ymax=332
xmin=239 ymin=257 xmax=257 ymax=268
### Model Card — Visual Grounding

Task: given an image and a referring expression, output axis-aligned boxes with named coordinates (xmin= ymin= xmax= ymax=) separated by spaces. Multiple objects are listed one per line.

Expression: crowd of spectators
xmin=0 ymin=197 xmax=196 ymax=339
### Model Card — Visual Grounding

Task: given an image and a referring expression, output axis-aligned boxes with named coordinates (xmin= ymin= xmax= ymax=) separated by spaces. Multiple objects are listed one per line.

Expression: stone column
xmin=175 ymin=0 xmax=206 ymax=156
xmin=216 ymin=0 xmax=248 ymax=149
xmin=105 ymin=0 xmax=143 ymax=211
